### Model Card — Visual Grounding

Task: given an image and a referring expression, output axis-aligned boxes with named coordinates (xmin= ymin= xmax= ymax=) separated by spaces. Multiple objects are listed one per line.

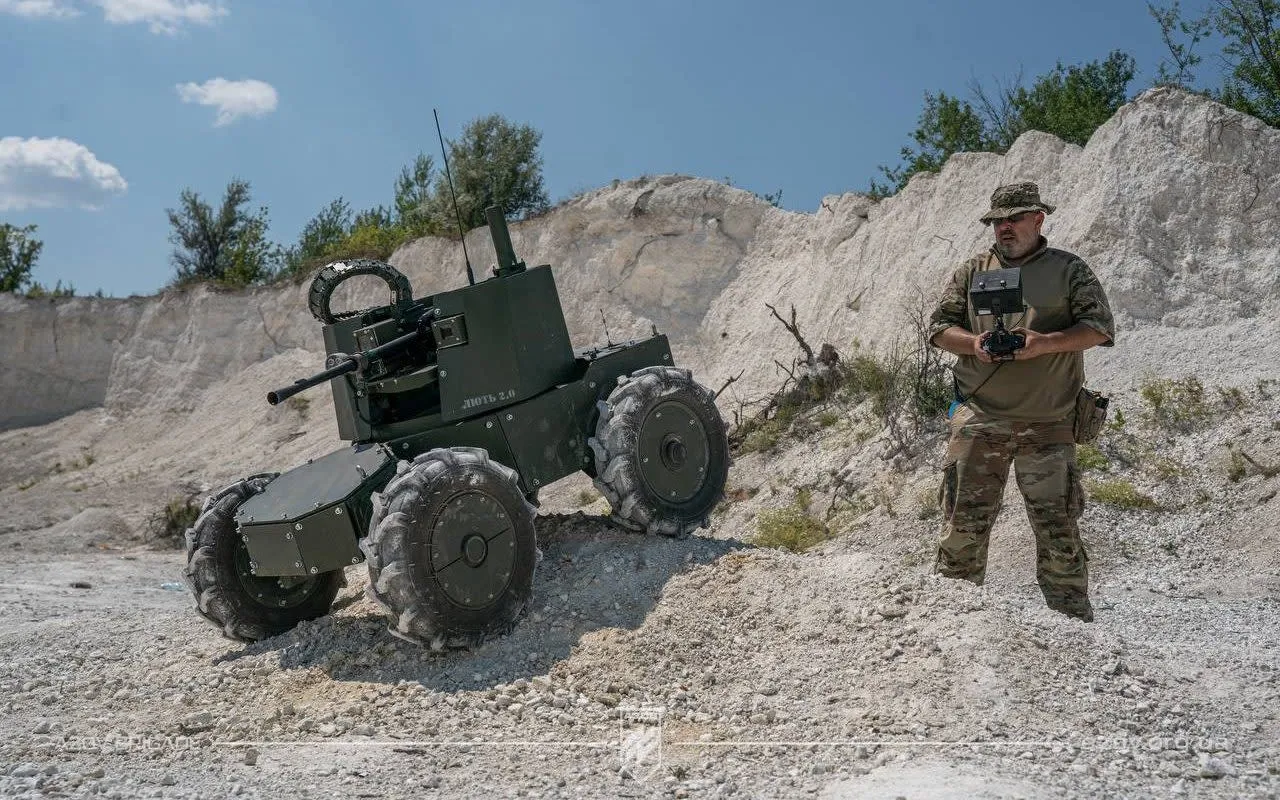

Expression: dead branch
xmin=713 ymin=369 xmax=745 ymax=401
xmin=765 ymin=302 xmax=815 ymax=365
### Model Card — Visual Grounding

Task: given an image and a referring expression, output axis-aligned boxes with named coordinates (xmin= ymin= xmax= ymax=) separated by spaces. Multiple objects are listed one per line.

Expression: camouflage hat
xmin=979 ymin=181 xmax=1056 ymax=223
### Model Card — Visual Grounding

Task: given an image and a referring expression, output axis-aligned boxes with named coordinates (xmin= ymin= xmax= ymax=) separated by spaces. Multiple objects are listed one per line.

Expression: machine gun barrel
xmin=486 ymin=205 xmax=520 ymax=273
xmin=267 ymin=327 xmax=425 ymax=406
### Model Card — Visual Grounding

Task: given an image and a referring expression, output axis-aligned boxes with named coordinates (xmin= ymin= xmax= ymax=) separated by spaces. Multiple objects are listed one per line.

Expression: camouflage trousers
xmin=934 ymin=406 xmax=1092 ymax=621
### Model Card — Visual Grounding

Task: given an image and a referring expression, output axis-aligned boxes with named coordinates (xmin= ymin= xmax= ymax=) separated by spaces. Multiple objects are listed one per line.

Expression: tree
xmin=394 ymin=153 xmax=437 ymax=236
xmin=1006 ymin=51 xmax=1137 ymax=147
xmin=432 ymin=114 xmax=549 ymax=230
xmin=0 ymin=223 xmax=42 ymax=292
xmin=1150 ymin=0 xmax=1280 ymax=127
xmin=336 ymin=206 xmax=401 ymax=261
xmin=1212 ymin=0 xmax=1280 ymax=126
xmin=221 ymin=208 xmax=278 ymax=287
xmin=166 ymin=179 xmax=279 ymax=286
xmin=1149 ymin=1 xmax=1211 ymax=88
xmin=869 ymin=92 xmax=995 ymax=197
xmin=281 ymin=197 xmax=352 ymax=276
xmin=868 ymin=52 xmax=1136 ymax=197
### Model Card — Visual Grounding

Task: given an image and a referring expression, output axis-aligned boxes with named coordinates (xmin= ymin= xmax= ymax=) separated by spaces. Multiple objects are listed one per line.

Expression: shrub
xmin=729 ymin=291 xmax=948 ymax=459
xmin=1139 ymin=375 xmax=1215 ymax=428
xmin=1 ymin=222 xmax=43 ymax=292
xmin=752 ymin=498 xmax=831 ymax=553
xmin=1086 ymin=479 xmax=1159 ymax=510
xmin=1217 ymin=386 xmax=1247 ymax=412
xmin=147 ymin=493 xmax=202 ymax=548
xmin=1076 ymin=443 xmax=1110 ymax=471
xmin=1227 ymin=447 xmax=1280 ymax=482
xmin=1148 ymin=456 xmax=1188 ymax=480
xmin=167 ymin=179 xmax=280 ymax=288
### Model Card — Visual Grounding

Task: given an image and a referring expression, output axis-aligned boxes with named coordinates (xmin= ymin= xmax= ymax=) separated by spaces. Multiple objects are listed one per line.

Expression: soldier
xmin=926 ymin=182 xmax=1115 ymax=622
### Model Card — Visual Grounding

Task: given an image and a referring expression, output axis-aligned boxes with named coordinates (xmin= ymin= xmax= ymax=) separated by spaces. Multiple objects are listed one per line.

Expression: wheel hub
xmin=428 ymin=491 xmax=517 ymax=610
xmin=462 ymin=533 xmax=488 ymax=567
xmin=661 ymin=436 xmax=687 ymax=469
xmin=637 ymin=400 xmax=710 ymax=504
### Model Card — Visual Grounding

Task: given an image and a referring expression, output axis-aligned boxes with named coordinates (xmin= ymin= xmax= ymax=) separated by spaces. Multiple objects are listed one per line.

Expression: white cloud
xmin=0 ymin=0 xmax=80 ymax=18
xmin=0 ymin=136 xmax=128 ymax=211
xmin=176 ymin=78 xmax=278 ymax=126
xmin=1 ymin=0 xmax=227 ymax=33
xmin=91 ymin=0 xmax=226 ymax=34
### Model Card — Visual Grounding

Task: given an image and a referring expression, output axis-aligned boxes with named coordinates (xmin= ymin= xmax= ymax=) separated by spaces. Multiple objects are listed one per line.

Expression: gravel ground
xmin=1 ymin=381 xmax=1278 ymax=800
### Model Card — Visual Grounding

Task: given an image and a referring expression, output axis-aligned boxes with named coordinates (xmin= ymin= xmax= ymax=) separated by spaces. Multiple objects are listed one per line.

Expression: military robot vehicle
xmin=182 ymin=206 xmax=730 ymax=649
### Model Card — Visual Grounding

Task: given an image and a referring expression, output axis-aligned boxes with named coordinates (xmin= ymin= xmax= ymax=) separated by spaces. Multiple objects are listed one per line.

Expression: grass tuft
xmin=1076 ymin=444 xmax=1110 ymax=471
xmin=1086 ymin=479 xmax=1159 ymax=510
xmin=147 ymin=495 xmax=202 ymax=548
xmin=752 ymin=497 xmax=831 ymax=553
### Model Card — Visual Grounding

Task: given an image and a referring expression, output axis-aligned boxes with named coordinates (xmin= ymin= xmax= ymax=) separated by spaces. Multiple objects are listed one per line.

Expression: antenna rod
xmin=434 ymin=108 xmax=475 ymax=286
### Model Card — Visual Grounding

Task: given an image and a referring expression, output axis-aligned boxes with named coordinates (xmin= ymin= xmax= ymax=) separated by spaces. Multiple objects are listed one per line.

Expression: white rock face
xmin=1 ymin=87 xmax=1277 ymax=431
xmin=0 ymin=294 xmax=141 ymax=428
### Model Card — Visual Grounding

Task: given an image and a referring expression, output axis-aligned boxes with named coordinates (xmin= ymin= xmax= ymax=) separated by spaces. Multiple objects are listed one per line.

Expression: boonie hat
xmin=980 ymin=181 xmax=1056 ymax=223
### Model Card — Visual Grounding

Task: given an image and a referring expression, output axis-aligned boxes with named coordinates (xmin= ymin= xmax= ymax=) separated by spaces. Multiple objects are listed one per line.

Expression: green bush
xmin=1076 ymin=443 xmax=1110 ymax=471
xmin=730 ymin=297 xmax=948 ymax=458
xmin=868 ymin=51 xmax=1135 ymax=197
xmin=147 ymin=495 xmax=202 ymax=547
xmin=1139 ymin=376 xmax=1213 ymax=428
xmin=1 ymin=222 xmax=43 ymax=293
xmin=1148 ymin=456 xmax=1188 ymax=480
xmin=24 ymin=280 xmax=75 ymax=298
xmin=325 ymin=218 xmax=403 ymax=261
xmin=752 ymin=499 xmax=830 ymax=553
xmin=1217 ymin=386 xmax=1247 ymax=412
xmin=1086 ymin=479 xmax=1159 ymax=510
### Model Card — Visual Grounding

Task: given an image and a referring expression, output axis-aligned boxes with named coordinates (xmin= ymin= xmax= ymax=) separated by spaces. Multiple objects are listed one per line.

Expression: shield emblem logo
xmin=618 ymin=706 xmax=665 ymax=783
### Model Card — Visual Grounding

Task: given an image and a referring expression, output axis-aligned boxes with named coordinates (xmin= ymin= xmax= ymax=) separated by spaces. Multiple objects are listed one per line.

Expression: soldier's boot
xmin=1041 ymin=587 xmax=1094 ymax=622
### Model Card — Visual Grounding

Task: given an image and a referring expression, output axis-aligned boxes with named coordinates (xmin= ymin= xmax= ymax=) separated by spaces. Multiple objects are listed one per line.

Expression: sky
xmin=0 ymin=0 xmax=1225 ymax=297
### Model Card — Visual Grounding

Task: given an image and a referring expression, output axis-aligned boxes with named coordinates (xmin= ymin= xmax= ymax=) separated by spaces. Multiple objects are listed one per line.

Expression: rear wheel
xmin=183 ymin=475 xmax=344 ymax=642
xmin=361 ymin=448 xmax=539 ymax=649
xmin=589 ymin=366 xmax=729 ymax=536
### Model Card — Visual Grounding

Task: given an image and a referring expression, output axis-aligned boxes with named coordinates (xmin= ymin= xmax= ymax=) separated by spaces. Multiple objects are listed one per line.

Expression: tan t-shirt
xmin=927 ymin=239 xmax=1116 ymax=422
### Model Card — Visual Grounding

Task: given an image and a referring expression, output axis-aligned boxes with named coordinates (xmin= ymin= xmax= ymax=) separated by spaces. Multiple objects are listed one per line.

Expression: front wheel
xmin=361 ymin=448 xmax=539 ymax=650
xmin=183 ymin=475 xmax=344 ymax=642
xmin=589 ymin=366 xmax=729 ymax=537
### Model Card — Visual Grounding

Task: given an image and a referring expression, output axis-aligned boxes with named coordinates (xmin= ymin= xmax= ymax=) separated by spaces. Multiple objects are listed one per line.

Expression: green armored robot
xmin=182 ymin=206 xmax=730 ymax=649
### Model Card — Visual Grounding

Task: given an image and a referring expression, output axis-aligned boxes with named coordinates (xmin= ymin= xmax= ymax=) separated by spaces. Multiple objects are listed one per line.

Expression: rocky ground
xmin=1 ymin=377 xmax=1277 ymax=800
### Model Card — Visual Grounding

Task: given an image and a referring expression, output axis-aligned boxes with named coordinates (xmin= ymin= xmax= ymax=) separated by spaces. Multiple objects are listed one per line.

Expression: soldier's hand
xmin=972 ymin=332 xmax=996 ymax=364
xmin=1010 ymin=327 xmax=1047 ymax=359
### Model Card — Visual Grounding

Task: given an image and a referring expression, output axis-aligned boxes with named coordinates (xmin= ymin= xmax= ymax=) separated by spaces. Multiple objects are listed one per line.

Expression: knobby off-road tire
xmin=361 ymin=447 xmax=539 ymax=650
xmin=589 ymin=366 xmax=729 ymax=537
xmin=183 ymin=475 xmax=344 ymax=642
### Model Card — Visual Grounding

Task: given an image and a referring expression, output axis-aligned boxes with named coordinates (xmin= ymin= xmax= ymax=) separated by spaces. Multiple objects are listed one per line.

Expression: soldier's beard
xmin=996 ymin=234 xmax=1038 ymax=261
